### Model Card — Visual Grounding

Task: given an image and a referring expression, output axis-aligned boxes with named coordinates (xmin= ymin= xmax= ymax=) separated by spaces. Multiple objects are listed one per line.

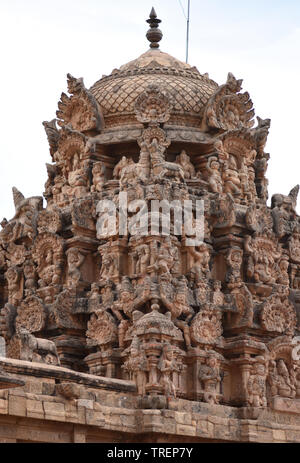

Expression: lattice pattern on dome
xmin=90 ymin=74 xmax=218 ymax=122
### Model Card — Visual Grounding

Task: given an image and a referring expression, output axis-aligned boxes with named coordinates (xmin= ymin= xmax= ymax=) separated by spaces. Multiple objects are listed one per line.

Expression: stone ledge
xmin=271 ymin=397 xmax=300 ymax=415
xmin=0 ymin=357 xmax=136 ymax=393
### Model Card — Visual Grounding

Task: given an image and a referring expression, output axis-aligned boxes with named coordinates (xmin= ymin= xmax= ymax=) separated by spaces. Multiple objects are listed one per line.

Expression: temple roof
xmin=89 ymin=10 xmax=218 ymax=130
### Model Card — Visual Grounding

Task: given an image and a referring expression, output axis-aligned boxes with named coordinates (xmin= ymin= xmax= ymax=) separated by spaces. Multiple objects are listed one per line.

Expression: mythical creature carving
xmin=244 ymin=232 xmax=284 ymax=286
xmin=0 ymin=189 xmax=42 ymax=244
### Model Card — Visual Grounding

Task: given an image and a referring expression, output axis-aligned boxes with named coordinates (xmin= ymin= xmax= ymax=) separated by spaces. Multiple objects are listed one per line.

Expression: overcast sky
xmin=0 ymin=0 xmax=299 ymax=219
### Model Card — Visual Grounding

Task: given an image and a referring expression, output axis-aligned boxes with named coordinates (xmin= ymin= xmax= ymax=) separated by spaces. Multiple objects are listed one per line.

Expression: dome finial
xmin=146 ymin=7 xmax=163 ymax=49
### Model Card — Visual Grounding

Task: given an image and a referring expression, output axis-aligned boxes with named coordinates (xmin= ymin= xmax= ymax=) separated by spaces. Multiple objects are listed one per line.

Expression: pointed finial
xmin=12 ymin=187 xmax=25 ymax=210
xmin=146 ymin=7 xmax=163 ymax=49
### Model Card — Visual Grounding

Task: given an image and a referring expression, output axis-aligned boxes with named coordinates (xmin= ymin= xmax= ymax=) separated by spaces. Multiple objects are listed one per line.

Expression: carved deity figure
xmin=149 ymin=240 xmax=174 ymax=276
xmin=276 ymin=255 xmax=290 ymax=285
xmin=113 ymin=156 xmax=128 ymax=180
xmin=247 ymin=357 xmax=267 ymax=408
xmin=68 ymin=155 xmax=89 ymax=194
xmin=198 ymin=355 xmax=222 ymax=404
xmin=222 ymin=155 xmax=241 ymax=196
xmin=176 ymin=151 xmax=196 ymax=179
xmin=188 ymin=244 xmax=210 ymax=283
xmin=66 ymin=248 xmax=85 ymax=287
xmin=100 ymin=253 xmax=117 ymax=280
xmin=211 ymin=280 xmax=224 ymax=306
xmin=37 ymin=248 xmax=59 ymax=287
xmin=5 ymin=267 xmax=22 ymax=306
xmin=91 ymin=162 xmax=106 ymax=193
xmin=271 ymin=186 xmax=299 ymax=238
xmin=292 ymin=363 xmax=300 ymax=398
xmin=207 ymin=157 xmax=223 ymax=193
xmin=158 ymin=343 xmax=180 ymax=398
xmin=246 ymin=167 xmax=257 ymax=202
xmin=276 ymin=359 xmax=296 ymax=398
xmin=136 ymin=244 xmax=150 ymax=275
xmin=23 ymin=260 xmax=36 ymax=295
xmin=122 ymin=337 xmax=148 ymax=396
xmin=212 ymin=193 xmax=236 ymax=228
xmin=226 ymin=248 xmax=243 ymax=283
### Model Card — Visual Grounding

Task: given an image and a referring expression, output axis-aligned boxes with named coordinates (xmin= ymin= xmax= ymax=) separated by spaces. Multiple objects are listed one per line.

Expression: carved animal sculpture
xmin=150 ymin=138 xmax=184 ymax=182
xmin=18 ymin=329 xmax=60 ymax=366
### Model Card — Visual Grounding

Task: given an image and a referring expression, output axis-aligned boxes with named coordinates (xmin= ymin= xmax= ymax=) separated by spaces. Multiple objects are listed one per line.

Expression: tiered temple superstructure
xmin=0 ymin=9 xmax=300 ymax=443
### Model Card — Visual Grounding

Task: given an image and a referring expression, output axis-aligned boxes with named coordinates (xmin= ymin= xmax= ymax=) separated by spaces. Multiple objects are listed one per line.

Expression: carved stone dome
xmin=89 ymin=49 xmax=218 ymax=130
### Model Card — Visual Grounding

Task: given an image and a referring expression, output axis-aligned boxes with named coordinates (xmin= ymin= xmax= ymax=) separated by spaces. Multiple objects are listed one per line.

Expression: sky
xmin=0 ymin=0 xmax=300 ymax=219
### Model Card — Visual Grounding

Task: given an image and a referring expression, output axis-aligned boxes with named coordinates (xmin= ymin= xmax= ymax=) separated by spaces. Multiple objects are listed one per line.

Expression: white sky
xmin=0 ymin=0 xmax=299 ymax=219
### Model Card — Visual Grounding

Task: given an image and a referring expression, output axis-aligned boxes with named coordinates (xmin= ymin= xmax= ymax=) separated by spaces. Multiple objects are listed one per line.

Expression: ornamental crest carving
xmin=190 ymin=306 xmax=223 ymax=345
xmin=37 ymin=208 xmax=62 ymax=234
xmin=6 ymin=243 xmax=26 ymax=266
xmin=57 ymin=74 xmax=104 ymax=132
xmin=16 ymin=296 xmax=47 ymax=333
xmin=52 ymin=289 xmax=83 ymax=329
xmin=260 ymin=293 xmax=297 ymax=335
xmin=86 ymin=311 xmax=118 ymax=347
xmin=202 ymin=72 xmax=255 ymax=131
xmin=135 ymin=84 xmax=171 ymax=124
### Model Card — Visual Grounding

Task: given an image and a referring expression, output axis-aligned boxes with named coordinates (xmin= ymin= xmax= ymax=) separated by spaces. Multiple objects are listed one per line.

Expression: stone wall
xmin=0 ymin=358 xmax=299 ymax=443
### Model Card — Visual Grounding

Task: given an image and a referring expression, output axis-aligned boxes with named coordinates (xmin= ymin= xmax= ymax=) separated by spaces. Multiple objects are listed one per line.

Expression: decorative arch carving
xmin=202 ymin=72 xmax=255 ymax=131
xmin=57 ymin=74 xmax=104 ymax=132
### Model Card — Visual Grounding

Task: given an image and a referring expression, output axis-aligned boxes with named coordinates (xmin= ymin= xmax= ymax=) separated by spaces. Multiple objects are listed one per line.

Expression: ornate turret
xmin=0 ymin=8 xmax=300 ymax=444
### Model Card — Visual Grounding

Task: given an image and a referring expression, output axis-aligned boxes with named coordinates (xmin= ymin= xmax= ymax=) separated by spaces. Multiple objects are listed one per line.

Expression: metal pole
xmin=186 ymin=0 xmax=191 ymax=63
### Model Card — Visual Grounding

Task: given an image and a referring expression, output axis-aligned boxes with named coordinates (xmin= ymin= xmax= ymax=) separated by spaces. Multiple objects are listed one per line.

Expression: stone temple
xmin=0 ymin=8 xmax=300 ymax=443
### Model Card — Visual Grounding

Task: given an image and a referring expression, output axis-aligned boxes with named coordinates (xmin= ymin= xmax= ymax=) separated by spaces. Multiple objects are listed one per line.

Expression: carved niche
xmin=32 ymin=233 xmax=64 ymax=293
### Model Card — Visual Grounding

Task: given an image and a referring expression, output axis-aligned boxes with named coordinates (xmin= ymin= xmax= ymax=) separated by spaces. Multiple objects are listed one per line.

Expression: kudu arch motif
xmin=0 ymin=8 xmax=300 ymax=411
